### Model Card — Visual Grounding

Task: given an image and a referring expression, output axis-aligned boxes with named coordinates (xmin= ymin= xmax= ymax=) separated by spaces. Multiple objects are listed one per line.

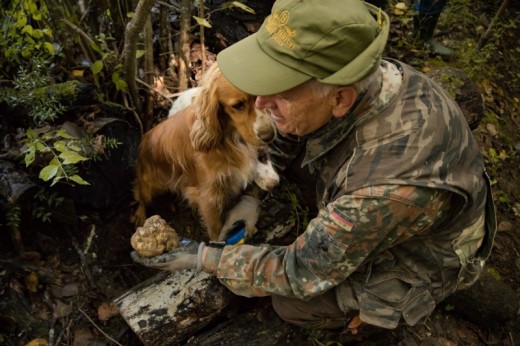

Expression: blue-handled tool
xmin=225 ymin=220 xmax=246 ymax=245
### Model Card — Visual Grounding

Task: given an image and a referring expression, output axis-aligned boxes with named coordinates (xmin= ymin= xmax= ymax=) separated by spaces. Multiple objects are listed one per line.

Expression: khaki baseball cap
xmin=217 ymin=0 xmax=389 ymax=96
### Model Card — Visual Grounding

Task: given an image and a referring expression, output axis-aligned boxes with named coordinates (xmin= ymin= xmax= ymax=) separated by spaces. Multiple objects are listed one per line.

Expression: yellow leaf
xmin=71 ymin=69 xmax=84 ymax=77
xmin=481 ymin=79 xmax=493 ymax=95
xmin=24 ymin=272 xmax=39 ymax=293
xmin=25 ymin=338 xmax=48 ymax=346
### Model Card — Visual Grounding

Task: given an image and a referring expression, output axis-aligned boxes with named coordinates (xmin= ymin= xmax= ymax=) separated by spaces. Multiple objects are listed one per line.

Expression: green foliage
xmin=88 ymin=33 xmax=125 ymax=90
xmin=432 ymin=72 xmax=465 ymax=101
xmin=9 ymin=57 xmax=67 ymax=126
xmin=220 ymin=1 xmax=255 ymax=14
xmin=21 ymin=128 xmax=90 ymax=186
xmin=482 ymin=144 xmax=510 ymax=185
xmin=87 ymin=135 xmax=121 ymax=161
xmin=455 ymin=38 xmax=500 ymax=83
xmin=5 ymin=203 xmax=22 ymax=233
xmin=193 ymin=1 xmax=256 ymax=29
xmin=0 ymin=0 xmax=55 ymax=75
xmin=486 ymin=267 xmax=501 ymax=280
xmin=31 ymin=188 xmax=64 ymax=223
xmin=286 ymin=188 xmax=309 ymax=235
xmin=20 ymin=127 xmax=121 ymax=186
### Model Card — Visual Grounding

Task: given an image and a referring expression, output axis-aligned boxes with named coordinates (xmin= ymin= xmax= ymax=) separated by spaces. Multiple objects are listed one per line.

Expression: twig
xmin=199 ymin=0 xmax=206 ymax=75
xmin=143 ymin=16 xmax=155 ymax=130
xmin=477 ymin=0 xmax=510 ymax=50
xmin=136 ymin=78 xmax=175 ymax=104
xmin=48 ymin=318 xmax=56 ymax=346
xmin=78 ymin=308 xmax=123 ymax=346
xmin=56 ymin=313 xmax=81 ymax=345
xmin=66 ymin=228 xmax=95 ymax=289
xmin=60 ymin=19 xmax=97 ymax=47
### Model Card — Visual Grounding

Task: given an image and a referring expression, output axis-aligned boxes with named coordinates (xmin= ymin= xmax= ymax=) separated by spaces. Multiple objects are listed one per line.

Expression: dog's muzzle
xmin=254 ymin=110 xmax=276 ymax=143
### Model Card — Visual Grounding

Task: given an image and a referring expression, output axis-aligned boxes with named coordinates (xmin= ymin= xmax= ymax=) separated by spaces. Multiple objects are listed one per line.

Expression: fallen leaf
xmin=73 ymin=326 xmax=95 ymax=346
xmin=24 ymin=338 xmax=48 ymax=346
xmin=71 ymin=69 xmax=84 ymax=77
xmin=24 ymin=272 xmax=39 ymax=293
xmin=497 ymin=221 xmax=512 ymax=232
xmin=98 ymin=302 xmax=119 ymax=321
xmin=481 ymin=79 xmax=493 ymax=95
xmin=50 ymin=283 xmax=80 ymax=298
xmin=485 ymin=123 xmax=498 ymax=137
xmin=53 ymin=299 xmax=73 ymax=319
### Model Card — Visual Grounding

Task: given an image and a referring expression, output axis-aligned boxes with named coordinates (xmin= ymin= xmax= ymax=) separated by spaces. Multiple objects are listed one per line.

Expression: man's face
xmin=255 ymin=81 xmax=336 ymax=136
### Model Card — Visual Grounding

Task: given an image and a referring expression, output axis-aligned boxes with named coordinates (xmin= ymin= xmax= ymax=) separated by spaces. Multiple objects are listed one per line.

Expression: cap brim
xmin=217 ymin=34 xmax=312 ymax=96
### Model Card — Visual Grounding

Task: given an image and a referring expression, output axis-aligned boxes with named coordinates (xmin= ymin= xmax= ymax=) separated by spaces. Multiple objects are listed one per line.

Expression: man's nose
xmin=255 ymin=96 xmax=273 ymax=109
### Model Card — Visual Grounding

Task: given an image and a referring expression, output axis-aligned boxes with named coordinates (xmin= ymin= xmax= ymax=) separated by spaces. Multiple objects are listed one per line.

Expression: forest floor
xmin=1 ymin=0 xmax=519 ymax=345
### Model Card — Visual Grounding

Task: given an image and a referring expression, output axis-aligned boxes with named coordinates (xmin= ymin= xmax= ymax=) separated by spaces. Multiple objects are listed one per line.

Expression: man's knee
xmin=271 ymin=291 xmax=347 ymax=330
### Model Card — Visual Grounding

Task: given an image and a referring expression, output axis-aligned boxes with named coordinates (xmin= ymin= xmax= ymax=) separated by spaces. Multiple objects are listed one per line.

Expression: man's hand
xmin=131 ymin=239 xmax=205 ymax=272
xmin=220 ymin=195 xmax=260 ymax=241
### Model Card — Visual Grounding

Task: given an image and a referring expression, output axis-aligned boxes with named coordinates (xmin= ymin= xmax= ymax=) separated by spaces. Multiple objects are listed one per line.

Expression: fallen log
xmin=114 ymin=270 xmax=233 ymax=345
xmin=184 ymin=300 xmax=307 ymax=346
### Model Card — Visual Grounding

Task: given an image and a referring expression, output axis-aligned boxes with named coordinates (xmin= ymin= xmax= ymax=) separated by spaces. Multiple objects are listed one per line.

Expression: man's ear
xmin=331 ymin=86 xmax=357 ymax=118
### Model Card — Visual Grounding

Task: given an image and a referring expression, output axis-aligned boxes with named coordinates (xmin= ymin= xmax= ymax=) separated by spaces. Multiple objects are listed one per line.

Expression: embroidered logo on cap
xmin=265 ymin=10 xmax=297 ymax=50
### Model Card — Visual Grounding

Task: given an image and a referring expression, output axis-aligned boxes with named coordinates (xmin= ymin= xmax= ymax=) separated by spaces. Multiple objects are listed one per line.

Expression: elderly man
xmin=133 ymin=0 xmax=496 ymax=338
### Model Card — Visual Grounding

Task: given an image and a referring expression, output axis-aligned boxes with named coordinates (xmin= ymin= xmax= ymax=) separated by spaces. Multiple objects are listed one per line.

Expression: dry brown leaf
xmin=497 ymin=221 xmax=512 ymax=232
xmin=97 ymin=302 xmax=119 ymax=321
xmin=50 ymin=283 xmax=80 ymax=298
xmin=73 ymin=326 xmax=95 ymax=346
xmin=53 ymin=299 xmax=73 ymax=319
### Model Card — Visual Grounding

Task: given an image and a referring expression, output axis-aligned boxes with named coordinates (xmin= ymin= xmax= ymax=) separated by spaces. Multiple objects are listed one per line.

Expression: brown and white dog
xmin=132 ymin=64 xmax=278 ymax=240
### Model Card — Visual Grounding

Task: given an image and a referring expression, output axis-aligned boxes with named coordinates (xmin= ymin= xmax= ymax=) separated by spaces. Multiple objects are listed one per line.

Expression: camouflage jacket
xmin=202 ymin=60 xmax=496 ymax=329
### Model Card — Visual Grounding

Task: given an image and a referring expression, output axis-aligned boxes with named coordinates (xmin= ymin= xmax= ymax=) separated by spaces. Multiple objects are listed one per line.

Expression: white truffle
xmin=131 ymin=215 xmax=180 ymax=257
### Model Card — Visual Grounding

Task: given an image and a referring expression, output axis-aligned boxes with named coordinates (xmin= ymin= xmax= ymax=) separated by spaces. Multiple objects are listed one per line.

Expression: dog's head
xmin=189 ymin=64 xmax=276 ymax=152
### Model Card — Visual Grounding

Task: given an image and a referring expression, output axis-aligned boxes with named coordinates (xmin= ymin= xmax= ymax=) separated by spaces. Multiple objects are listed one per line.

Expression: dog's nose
xmin=254 ymin=109 xmax=276 ymax=143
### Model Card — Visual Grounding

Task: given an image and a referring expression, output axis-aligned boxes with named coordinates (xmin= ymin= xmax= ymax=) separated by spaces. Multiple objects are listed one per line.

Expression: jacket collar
xmin=300 ymin=67 xmax=385 ymax=167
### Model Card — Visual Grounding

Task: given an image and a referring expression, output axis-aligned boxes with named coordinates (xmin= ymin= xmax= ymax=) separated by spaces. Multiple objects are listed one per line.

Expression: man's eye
xmin=232 ymin=101 xmax=245 ymax=110
xmin=275 ymin=95 xmax=290 ymax=102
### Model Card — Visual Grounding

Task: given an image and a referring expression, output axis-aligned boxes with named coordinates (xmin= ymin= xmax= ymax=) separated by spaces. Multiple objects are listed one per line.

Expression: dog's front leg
xmin=196 ymin=196 xmax=224 ymax=241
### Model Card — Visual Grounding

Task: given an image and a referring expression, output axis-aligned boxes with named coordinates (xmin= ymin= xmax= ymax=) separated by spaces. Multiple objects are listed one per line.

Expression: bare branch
xmin=123 ymin=0 xmax=156 ymax=116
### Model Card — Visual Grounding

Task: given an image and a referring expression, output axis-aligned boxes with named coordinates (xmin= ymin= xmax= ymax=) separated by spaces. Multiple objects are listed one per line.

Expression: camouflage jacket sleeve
xmin=204 ymin=184 xmax=451 ymax=299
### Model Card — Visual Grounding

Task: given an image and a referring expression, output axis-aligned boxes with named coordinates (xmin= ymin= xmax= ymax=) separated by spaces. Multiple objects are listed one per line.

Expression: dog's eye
xmin=232 ymin=101 xmax=246 ymax=110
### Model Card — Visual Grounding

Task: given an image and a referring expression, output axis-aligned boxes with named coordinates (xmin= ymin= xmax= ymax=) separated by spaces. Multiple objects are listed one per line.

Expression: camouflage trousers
xmin=271 ymin=288 xmax=350 ymax=330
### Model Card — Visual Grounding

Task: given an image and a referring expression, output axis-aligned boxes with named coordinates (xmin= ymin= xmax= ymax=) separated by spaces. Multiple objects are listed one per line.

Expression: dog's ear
xmin=190 ymin=67 xmax=223 ymax=152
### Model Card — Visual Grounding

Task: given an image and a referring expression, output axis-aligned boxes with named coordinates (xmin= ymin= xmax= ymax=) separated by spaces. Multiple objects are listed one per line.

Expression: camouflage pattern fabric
xmin=201 ymin=60 xmax=496 ymax=329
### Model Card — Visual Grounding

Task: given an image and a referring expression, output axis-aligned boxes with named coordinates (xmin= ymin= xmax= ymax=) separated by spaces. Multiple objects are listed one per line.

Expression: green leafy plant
xmin=286 ymin=188 xmax=309 ymax=235
xmin=5 ymin=202 xmax=22 ymax=234
xmin=486 ymin=267 xmax=501 ymax=280
xmin=20 ymin=128 xmax=121 ymax=186
xmin=31 ymin=188 xmax=64 ymax=223
xmin=9 ymin=57 xmax=66 ymax=126
xmin=21 ymin=128 xmax=90 ymax=186
xmin=0 ymin=0 xmax=55 ymax=75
